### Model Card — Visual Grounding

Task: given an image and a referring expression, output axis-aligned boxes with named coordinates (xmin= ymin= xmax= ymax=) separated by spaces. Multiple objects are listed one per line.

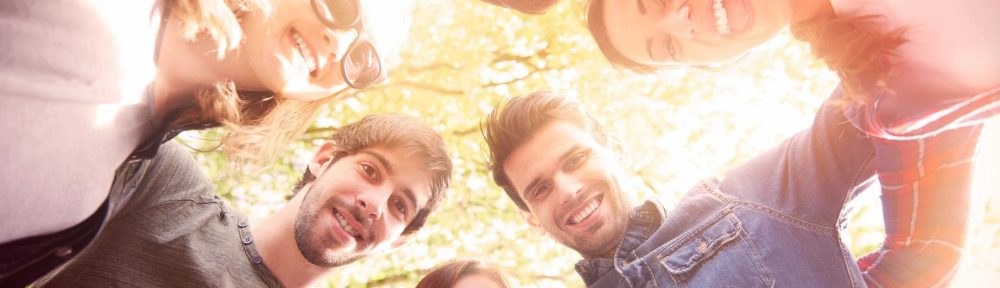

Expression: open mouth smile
xmin=292 ymin=30 xmax=320 ymax=76
xmin=709 ymin=0 xmax=754 ymax=37
xmin=566 ymin=193 xmax=604 ymax=226
xmin=332 ymin=208 xmax=366 ymax=246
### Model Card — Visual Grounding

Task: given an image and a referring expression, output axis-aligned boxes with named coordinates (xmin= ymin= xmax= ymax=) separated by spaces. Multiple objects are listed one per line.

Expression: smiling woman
xmin=584 ymin=1 xmax=1000 ymax=287
xmin=0 ymin=0 xmax=416 ymax=285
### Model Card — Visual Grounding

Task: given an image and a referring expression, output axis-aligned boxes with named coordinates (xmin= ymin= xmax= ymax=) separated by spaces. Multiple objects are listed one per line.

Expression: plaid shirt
xmin=846 ymin=87 xmax=999 ymax=288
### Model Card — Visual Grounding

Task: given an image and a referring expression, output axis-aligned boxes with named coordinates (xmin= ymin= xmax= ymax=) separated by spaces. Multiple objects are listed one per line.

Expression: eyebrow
xmin=522 ymin=145 xmax=583 ymax=196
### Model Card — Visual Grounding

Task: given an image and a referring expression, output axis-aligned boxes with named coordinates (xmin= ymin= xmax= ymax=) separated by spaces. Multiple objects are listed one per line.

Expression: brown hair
xmin=586 ymin=0 xmax=657 ymax=73
xmin=292 ymin=114 xmax=453 ymax=236
xmin=483 ymin=91 xmax=610 ymax=211
xmin=791 ymin=15 xmax=907 ymax=104
xmin=480 ymin=0 xmax=561 ymax=15
xmin=586 ymin=0 xmax=907 ymax=103
xmin=416 ymin=260 xmax=511 ymax=288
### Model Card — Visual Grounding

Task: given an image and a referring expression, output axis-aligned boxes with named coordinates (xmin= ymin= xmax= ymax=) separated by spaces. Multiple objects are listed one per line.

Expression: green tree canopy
xmin=182 ymin=0 xmax=1000 ymax=286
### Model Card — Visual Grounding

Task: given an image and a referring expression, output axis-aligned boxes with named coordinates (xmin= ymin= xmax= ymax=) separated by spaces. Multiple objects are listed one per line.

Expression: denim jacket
xmin=577 ymin=96 xmax=880 ymax=288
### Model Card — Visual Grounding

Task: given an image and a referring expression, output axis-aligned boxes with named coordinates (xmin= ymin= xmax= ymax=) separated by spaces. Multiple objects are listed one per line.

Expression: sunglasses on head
xmin=310 ymin=0 xmax=387 ymax=89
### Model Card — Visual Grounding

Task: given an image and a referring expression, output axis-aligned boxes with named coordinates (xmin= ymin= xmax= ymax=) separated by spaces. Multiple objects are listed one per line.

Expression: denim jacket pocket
xmin=655 ymin=212 xmax=774 ymax=287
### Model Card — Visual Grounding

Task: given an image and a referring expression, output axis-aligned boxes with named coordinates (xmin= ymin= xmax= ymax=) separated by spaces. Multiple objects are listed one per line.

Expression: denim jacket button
xmin=697 ymin=240 xmax=709 ymax=253
xmin=54 ymin=246 xmax=74 ymax=257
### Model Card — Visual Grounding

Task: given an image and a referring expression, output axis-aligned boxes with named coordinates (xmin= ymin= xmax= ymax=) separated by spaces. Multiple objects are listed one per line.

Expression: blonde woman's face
xmin=238 ymin=0 xmax=411 ymax=100
xmin=602 ymin=0 xmax=794 ymax=66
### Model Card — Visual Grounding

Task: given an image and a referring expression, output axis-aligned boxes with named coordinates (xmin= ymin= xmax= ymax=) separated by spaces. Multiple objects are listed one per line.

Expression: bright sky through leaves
xmin=183 ymin=0 xmax=1000 ymax=286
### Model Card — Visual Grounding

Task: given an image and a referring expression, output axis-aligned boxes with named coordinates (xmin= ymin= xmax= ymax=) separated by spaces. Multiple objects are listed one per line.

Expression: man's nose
xmin=652 ymin=4 xmax=694 ymax=39
xmin=355 ymin=188 xmax=388 ymax=222
xmin=554 ymin=172 xmax=584 ymax=200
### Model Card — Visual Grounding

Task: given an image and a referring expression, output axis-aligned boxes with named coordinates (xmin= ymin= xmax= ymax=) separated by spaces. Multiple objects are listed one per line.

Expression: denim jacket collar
xmin=574 ymin=200 xmax=667 ymax=285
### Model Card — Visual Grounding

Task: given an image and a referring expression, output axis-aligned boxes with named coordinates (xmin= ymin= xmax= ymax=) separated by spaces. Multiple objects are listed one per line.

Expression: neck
xmin=152 ymin=15 xmax=261 ymax=124
xmin=791 ymin=0 xmax=835 ymax=24
xmin=253 ymin=194 xmax=338 ymax=287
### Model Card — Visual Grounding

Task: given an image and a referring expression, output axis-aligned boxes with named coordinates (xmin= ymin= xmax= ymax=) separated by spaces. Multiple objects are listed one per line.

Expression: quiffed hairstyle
xmin=480 ymin=0 xmax=561 ymax=15
xmin=586 ymin=0 xmax=907 ymax=103
xmin=483 ymin=91 xmax=609 ymax=211
xmin=415 ymin=259 xmax=511 ymax=288
xmin=293 ymin=114 xmax=453 ymax=235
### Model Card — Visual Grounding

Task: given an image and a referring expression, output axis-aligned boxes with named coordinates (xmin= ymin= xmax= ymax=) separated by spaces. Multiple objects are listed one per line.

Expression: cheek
xmin=241 ymin=24 xmax=295 ymax=92
xmin=373 ymin=220 xmax=406 ymax=246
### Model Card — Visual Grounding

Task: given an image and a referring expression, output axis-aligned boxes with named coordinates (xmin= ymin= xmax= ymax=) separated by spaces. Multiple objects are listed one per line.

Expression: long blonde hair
xmin=167 ymin=0 xmax=347 ymax=170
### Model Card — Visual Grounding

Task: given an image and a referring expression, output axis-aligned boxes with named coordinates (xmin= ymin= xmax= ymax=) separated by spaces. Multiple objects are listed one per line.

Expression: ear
xmin=307 ymin=141 xmax=339 ymax=178
xmin=519 ymin=210 xmax=546 ymax=236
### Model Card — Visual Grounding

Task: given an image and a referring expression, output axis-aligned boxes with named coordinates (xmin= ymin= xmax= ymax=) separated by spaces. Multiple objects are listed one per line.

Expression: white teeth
xmin=571 ymin=199 xmax=600 ymax=224
xmin=713 ymin=0 xmax=731 ymax=35
xmin=292 ymin=32 xmax=318 ymax=73
xmin=335 ymin=212 xmax=359 ymax=237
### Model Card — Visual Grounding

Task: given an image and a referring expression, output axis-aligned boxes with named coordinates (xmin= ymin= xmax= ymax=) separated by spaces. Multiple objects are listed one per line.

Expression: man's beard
xmin=563 ymin=199 xmax=629 ymax=259
xmin=555 ymin=182 xmax=632 ymax=259
xmin=293 ymin=185 xmax=370 ymax=268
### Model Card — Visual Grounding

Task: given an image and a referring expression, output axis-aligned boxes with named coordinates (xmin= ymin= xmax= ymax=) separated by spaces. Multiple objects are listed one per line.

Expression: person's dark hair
xmin=415 ymin=260 xmax=511 ymax=288
xmin=586 ymin=0 xmax=658 ymax=73
xmin=291 ymin=114 xmax=453 ymax=235
xmin=483 ymin=91 xmax=610 ymax=211
xmin=791 ymin=15 xmax=907 ymax=104
xmin=480 ymin=0 xmax=561 ymax=15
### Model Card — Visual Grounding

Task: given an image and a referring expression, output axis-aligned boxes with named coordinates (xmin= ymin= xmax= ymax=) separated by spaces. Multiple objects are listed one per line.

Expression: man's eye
xmin=362 ymin=163 xmax=378 ymax=179
xmin=392 ymin=197 xmax=408 ymax=217
xmin=533 ymin=183 xmax=552 ymax=199
xmin=565 ymin=151 xmax=588 ymax=170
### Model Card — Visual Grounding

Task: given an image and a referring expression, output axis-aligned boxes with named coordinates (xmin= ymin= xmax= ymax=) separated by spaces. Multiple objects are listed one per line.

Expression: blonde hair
xmin=171 ymin=0 xmax=272 ymax=58
xmin=195 ymin=83 xmax=346 ymax=170
xmin=167 ymin=0 xmax=349 ymax=169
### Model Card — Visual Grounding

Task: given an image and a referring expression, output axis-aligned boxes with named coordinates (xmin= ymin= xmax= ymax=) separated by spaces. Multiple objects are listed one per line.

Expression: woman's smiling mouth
xmin=710 ymin=0 xmax=754 ymax=37
xmin=292 ymin=30 xmax=319 ymax=76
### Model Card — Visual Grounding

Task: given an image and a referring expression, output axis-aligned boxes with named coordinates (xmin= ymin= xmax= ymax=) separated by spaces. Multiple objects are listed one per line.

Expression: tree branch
xmin=391 ymin=81 xmax=465 ymax=95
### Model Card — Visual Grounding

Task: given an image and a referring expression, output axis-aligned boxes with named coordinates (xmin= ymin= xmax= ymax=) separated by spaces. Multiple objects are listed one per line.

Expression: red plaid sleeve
xmin=845 ymin=86 xmax=998 ymax=287
xmin=857 ymin=125 xmax=982 ymax=288
xmin=851 ymin=86 xmax=1000 ymax=140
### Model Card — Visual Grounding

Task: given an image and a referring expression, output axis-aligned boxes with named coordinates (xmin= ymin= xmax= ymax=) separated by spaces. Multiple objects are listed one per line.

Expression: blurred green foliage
xmin=180 ymin=0 xmax=1000 ymax=286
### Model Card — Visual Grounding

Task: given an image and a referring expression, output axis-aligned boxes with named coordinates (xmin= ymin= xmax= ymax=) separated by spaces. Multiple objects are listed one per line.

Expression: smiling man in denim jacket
xmin=484 ymin=90 xmax=882 ymax=287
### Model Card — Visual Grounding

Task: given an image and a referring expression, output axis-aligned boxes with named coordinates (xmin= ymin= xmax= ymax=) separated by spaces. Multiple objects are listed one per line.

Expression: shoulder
xmin=117 ymin=141 xmax=216 ymax=214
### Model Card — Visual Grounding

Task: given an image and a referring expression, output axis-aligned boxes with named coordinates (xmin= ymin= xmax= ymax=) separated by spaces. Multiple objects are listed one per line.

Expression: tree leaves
xmin=181 ymin=0 xmax=1000 ymax=286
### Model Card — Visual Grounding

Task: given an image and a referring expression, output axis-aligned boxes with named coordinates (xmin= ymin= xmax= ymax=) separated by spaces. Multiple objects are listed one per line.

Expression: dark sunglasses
xmin=310 ymin=0 xmax=387 ymax=89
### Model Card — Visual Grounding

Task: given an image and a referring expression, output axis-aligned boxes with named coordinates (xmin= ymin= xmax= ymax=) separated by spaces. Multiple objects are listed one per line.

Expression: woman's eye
xmin=665 ymin=37 xmax=678 ymax=61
